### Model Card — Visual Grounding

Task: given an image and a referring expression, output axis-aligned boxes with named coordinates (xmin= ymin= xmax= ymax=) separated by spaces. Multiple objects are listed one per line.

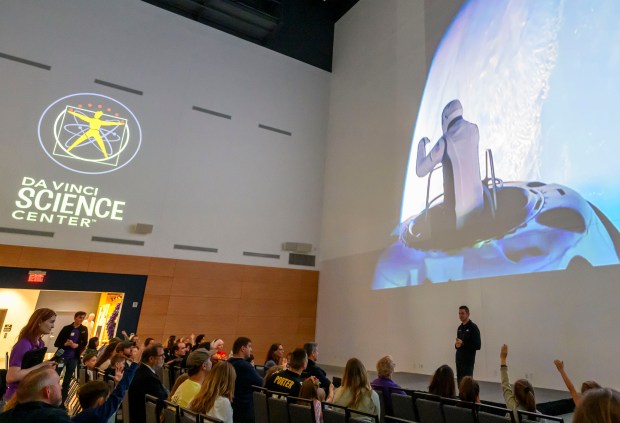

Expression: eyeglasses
xmin=157 ymin=353 xmax=165 ymax=357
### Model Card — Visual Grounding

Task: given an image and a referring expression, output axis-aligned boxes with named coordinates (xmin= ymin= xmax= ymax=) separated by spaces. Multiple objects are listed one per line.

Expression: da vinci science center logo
xmin=38 ymin=93 xmax=142 ymax=174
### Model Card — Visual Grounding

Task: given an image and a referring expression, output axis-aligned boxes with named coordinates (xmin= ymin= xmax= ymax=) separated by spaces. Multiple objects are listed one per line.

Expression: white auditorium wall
xmin=0 ymin=289 xmax=41 ymax=362
xmin=317 ymin=0 xmax=620 ymax=390
xmin=0 ymin=0 xmax=329 ymax=268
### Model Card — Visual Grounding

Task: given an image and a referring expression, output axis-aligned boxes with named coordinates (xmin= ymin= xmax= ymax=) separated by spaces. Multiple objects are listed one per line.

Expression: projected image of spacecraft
xmin=373 ymin=145 xmax=620 ymax=289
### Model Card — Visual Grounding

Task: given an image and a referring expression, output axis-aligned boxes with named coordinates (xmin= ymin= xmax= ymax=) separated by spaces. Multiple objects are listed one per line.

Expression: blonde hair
xmin=376 ymin=355 xmax=395 ymax=378
xmin=574 ymin=388 xmax=620 ymax=423
xmin=264 ymin=365 xmax=284 ymax=384
xmin=341 ymin=358 xmax=372 ymax=408
xmin=189 ymin=362 xmax=236 ymax=414
xmin=299 ymin=377 xmax=325 ymax=402
xmin=168 ymin=373 xmax=190 ymax=400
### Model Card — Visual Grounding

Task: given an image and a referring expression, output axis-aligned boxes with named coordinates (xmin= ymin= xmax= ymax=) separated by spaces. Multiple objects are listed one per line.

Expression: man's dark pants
xmin=57 ymin=357 xmax=79 ymax=404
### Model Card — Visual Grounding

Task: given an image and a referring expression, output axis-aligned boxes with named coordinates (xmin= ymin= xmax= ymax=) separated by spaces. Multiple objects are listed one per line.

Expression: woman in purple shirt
xmin=371 ymin=355 xmax=406 ymax=416
xmin=5 ymin=308 xmax=57 ymax=400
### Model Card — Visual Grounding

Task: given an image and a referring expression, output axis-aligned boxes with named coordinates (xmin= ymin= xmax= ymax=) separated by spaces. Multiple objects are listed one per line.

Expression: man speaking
xmin=455 ymin=305 xmax=481 ymax=384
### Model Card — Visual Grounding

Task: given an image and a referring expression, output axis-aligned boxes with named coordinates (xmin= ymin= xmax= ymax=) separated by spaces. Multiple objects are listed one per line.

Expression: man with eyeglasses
xmin=128 ymin=343 xmax=169 ymax=423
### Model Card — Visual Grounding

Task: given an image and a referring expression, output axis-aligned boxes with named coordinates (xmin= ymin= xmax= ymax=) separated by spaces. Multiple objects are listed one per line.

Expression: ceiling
xmin=141 ymin=0 xmax=360 ymax=72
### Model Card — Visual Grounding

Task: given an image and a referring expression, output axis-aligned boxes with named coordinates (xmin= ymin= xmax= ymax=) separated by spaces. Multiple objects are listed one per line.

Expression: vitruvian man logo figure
xmin=65 ymin=109 xmax=126 ymax=158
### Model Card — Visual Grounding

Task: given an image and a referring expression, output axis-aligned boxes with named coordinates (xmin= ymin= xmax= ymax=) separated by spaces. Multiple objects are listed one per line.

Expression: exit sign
xmin=27 ymin=270 xmax=46 ymax=283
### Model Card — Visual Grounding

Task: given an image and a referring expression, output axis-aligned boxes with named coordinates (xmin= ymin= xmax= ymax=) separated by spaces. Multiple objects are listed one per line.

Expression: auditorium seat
xmin=391 ymin=393 xmax=416 ymax=421
xmin=253 ymin=389 xmax=270 ymax=423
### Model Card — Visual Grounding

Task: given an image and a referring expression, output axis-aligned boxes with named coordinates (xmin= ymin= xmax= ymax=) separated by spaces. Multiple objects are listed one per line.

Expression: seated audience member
xmin=170 ymin=348 xmax=213 ymax=408
xmin=500 ymin=344 xmax=538 ymax=421
xmin=333 ymin=358 xmax=381 ymax=421
xmin=228 ymin=337 xmax=264 ymax=423
xmin=189 ymin=362 xmax=236 ymax=423
xmin=82 ymin=352 xmax=98 ymax=382
xmin=302 ymin=342 xmax=334 ymax=400
xmin=458 ymin=376 xmax=480 ymax=403
xmin=192 ymin=334 xmax=206 ymax=351
xmin=166 ymin=340 xmax=188 ymax=366
xmin=195 ymin=334 xmax=206 ymax=344
xmin=264 ymin=365 xmax=284 ymax=385
xmin=104 ymin=353 xmax=128 ymax=382
xmin=0 ymin=368 xmax=67 ymax=421
xmin=183 ymin=335 xmax=194 ymax=351
xmin=554 ymin=359 xmax=601 ymax=405
xmin=428 ymin=364 xmax=456 ymax=398
xmin=85 ymin=337 xmax=99 ymax=356
xmin=169 ymin=374 xmax=190 ymax=399
xmin=72 ymin=346 xmax=142 ymax=423
xmin=573 ymin=388 xmax=620 ymax=423
xmin=211 ymin=338 xmax=228 ymax=363
xmin=143 ymin=337 xmax=156 ymax=348
xmin=371 ymin=355 xmax=405 ymax=415
xmin=264 ymin=343 xmax=285 ymax=369
xmin=95 ymin=340 xmax=120 ymax=370
xmin=116 ymin=340 xmax=134 ymax=356
xmin=164 ymin=335 xmax=176 ymax=360
xmin=265 ymin=348 xmax=307 ymax=397
xmin=128 ymin=343 xmax=169 ymax=423
xmin=299 ymin=376 xmax=325 ymax=423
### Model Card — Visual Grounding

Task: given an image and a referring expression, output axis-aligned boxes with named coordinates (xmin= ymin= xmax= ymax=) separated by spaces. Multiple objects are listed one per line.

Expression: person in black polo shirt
xmin=265 ymin=348 xmax=307 ymax=397
xmin=455 ymin=305 xmax=481 ymax=384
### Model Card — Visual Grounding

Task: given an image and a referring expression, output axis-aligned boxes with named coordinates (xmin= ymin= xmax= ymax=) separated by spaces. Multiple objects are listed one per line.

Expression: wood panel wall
xmin=0 ymin=244 xmax=318 ymax=361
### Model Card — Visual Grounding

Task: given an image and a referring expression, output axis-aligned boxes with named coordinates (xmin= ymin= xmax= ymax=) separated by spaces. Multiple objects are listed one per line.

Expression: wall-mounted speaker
xmin=282 ymin=242 xmax=313 ymax=254
xmin=133 ymin=223 xmax=154 ymax=234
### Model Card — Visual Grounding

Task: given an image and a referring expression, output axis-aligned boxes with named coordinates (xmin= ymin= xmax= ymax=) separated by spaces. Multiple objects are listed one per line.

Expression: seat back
xmin=442 ymin=404 xmax=475 ymax=423
xmin=253 ymin=389 xmax=270 ymax=423
xmin=323 ymin=403 xmax=348 ymax=423
xmin=200 ymin=413 xmax=225 ymax=423
xmin=289 ymin=403 xmax=315 ymax=423
xmin=145 ymin=394 xmax=160 ymax=423
xmin=478 ymin=412 xmax=511 ymax=423
xmin=268 ymin=396 xmax=290 ymax=423
xmin=162 ymin=365 xmax=171 ymax=390
xmin=385 ymin=417 xmax=417 ymax=423
xmin=179 ymin=407 xmax=200 ymax=423
xmin=349 ymin=408 xmax=380 ymax=423
xmin=161 ymin=400 xmax=179 ymax=423
xmin=121 ymin=389 xmax=131 ymax=423
xmin=391 ymin=393 xmax=416 ymax=421
xmin=518 ymin=410 xmax=564 ymax=423
xmin=255 ymin=365 xmax=266 ymax=377
xmin=78 ymin=365 xmax=87 ymax=384
xmin=415 ymin=398 xmax=444 ymax=423
xmin=371 ymin=386 xmax=386 ymax=423
xmin=478 ymin=403 xmax=515 ymax=423
xmin=324 ymin=408 xmax=347 ymax=423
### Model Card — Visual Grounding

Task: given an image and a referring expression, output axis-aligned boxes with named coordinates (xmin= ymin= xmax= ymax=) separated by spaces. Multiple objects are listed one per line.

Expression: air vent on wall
xmin=0 ymin=51 xmax=51 ymax=70
xmin=289 ymin=253 xmax=316 ymax=267
xmin=243 ymin=251 xmax=280 ymax=259
xmin=0 ymin=227 xmax=54 ymax=237
xmin=91 ymin=236 xmax=144 ymax=246
xmin=174 ymin=244 xmax=218 ymax=253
